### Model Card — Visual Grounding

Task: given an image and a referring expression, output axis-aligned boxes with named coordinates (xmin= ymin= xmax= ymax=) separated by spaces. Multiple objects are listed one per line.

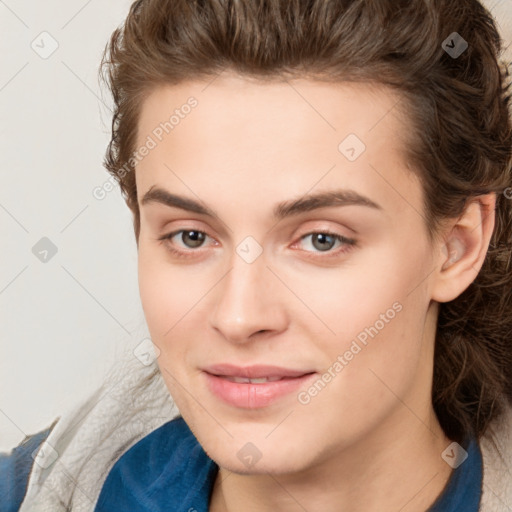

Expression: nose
xmin=209 ymin=249 xmax=289 ymax=344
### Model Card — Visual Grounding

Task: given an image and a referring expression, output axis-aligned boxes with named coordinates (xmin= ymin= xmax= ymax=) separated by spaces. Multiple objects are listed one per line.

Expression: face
xmin=135 ymin=73 xmax=441 ymax=474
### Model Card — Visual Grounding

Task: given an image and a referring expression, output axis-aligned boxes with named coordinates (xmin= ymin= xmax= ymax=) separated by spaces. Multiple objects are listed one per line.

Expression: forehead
xmin=136 ymin=73 xmax=408 ymax=148
xmin=134 ymin=73 xmax=423 ymax=220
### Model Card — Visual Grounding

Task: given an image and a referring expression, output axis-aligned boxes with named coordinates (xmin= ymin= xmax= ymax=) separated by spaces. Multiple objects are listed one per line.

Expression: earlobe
xmin=431 ymin=193 xmax=496 ymax=303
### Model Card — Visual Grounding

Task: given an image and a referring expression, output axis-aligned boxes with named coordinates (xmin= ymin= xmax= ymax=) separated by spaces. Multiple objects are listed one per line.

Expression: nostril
xmin=251 ymin=329 xmax=271 ymax=338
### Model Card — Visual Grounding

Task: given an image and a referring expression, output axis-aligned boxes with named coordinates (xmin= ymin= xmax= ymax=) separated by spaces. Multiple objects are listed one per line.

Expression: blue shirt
xmin=95 ymin=415 xmax=483 ymax=512
xmin=0 ymin=416 xmax=483 ymax=511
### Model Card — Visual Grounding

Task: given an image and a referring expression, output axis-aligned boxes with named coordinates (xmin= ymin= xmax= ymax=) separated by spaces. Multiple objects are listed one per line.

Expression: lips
xmin=201 ymin=363 xmax=317 ymax=408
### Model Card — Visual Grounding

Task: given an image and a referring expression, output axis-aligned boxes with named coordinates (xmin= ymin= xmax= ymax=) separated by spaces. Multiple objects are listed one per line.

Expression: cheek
xmin=294 ymin=238 xmax=431 ymax=366
xmin=137 ymin=253 xmax=173 ymax=337
xmin=289 ymin=237 xmax=428 ymax=342
xmin=320 ymin=292 xmax=428 ymax=443
xmin=137 ymin=241 xmax=202 ymax=403
xmin=137 ymin=237 xmax=207 ymax=337
xmin=301 ymin=242 xmax=432 ymax=425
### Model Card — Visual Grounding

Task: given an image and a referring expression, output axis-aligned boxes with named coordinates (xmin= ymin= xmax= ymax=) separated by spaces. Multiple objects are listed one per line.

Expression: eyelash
xmin=157 ymin=229 xmax=357 ymax=260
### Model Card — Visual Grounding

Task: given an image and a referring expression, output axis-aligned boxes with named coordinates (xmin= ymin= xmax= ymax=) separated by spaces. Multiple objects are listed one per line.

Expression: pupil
xmin=313 ymin=233 xmax=335 ymax=251
xmin=183 ymin=230 xmax=205 ymax=248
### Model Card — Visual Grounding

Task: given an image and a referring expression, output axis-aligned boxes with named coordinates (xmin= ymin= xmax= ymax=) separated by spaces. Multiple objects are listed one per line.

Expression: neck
xmin=209 ymin=408 xmax=454 ymax=512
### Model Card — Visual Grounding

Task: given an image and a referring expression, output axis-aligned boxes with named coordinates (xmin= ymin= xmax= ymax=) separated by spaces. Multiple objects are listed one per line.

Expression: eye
xmin=295 ymin=231 xmax=356 ymax=257
xmin=173 ymin=230 xmax=207 ymax=249
xmin=157 ymin=229 xmax=213 ymax=258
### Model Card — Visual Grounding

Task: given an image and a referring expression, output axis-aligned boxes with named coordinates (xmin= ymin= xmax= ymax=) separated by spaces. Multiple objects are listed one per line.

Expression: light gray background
xmin=1 ymin=0 xmax=511 ymax=452
xmin=0 ymin=0 xmax=145 ymax=452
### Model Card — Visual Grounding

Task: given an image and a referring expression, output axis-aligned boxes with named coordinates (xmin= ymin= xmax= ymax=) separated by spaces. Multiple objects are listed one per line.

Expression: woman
xmin=2 ymin=0 xmax=512 ymax=510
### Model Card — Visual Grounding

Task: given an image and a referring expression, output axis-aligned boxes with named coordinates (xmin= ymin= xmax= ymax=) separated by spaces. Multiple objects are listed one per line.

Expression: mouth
xmin=201 ymin=364 xmax=317 ymax=409
xmin=202 ymin=363 xmax=315 ymax=379
xmin=218 ymin=375 xmax=292 ymax=383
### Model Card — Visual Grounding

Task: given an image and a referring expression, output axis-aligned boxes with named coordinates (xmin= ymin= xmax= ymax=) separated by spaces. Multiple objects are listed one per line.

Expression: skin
xmin=134 ymin=72 xmax=495 ymax=512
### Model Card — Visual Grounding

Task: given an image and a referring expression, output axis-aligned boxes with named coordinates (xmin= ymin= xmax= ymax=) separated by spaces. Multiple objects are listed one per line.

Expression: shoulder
xmin=480 ymin=402 xmax=512 ymax=511
xmin=95 ymin=415 xmax=218 ymax=512
xmin=0 ymin=422 xmax=56 ymax=512
xmin=99 ymin=415 xmax=214 ymax=489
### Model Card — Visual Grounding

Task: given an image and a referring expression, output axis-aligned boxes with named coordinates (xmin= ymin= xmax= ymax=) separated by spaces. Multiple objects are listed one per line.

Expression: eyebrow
xmin=140 ymin=185 xmax=382 ymax=220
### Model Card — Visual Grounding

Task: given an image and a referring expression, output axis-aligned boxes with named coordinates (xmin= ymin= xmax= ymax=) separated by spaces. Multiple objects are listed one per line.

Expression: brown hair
xmin=99 ymin=0 xmax=512 ymax=443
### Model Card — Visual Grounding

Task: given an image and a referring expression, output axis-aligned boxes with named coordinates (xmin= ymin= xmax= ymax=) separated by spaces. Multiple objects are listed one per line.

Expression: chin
xmin=215 ymin=453 xmax=306 ymax=476
xmin=201 ymin=433 xmax=314 ymax=476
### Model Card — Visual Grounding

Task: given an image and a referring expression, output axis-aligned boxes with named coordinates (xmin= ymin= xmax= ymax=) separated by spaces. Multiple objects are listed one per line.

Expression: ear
xmin=430 ymin=193 xmax=496 ymax=303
